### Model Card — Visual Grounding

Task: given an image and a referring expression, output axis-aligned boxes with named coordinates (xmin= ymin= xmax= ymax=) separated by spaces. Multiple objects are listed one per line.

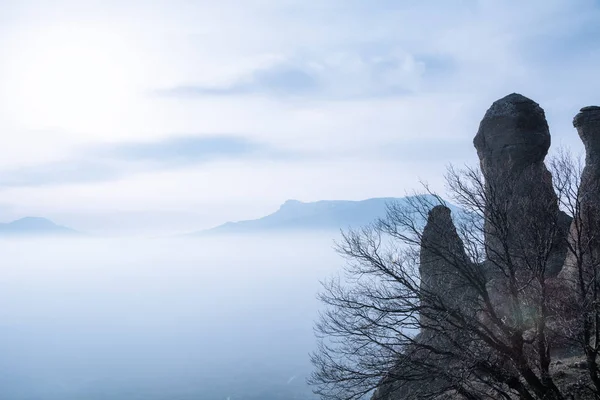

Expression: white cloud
xmin=0 ymin=0 xmax=598 ymax=231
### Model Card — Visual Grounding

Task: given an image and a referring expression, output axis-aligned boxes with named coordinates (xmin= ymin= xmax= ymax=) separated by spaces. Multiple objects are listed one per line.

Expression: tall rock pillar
xmin=574 ymin=106 xmax=600 ymax=224
xmin=420 ymin=205 xmax=474 ymax=327
xmin=560 ymin=106 xmax=600 ymax=285
xmin=473 ymin=93 xmax=568 ymax=277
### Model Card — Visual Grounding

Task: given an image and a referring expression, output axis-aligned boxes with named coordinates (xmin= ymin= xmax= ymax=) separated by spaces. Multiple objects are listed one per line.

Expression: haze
xmin=0 ymin=1 xmax=599 ymax=234
xmin=0 ymin=234 xmax=340 ymax=399
xmin=0 ymin=1 xmax=599 ymax=399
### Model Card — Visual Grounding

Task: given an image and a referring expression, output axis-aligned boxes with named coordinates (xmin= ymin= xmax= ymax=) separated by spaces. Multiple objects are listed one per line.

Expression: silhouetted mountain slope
xmin=195 ymin=195 xmax=457 ymax=235
xmin=0 ymin=217 xmax=78 ymax=236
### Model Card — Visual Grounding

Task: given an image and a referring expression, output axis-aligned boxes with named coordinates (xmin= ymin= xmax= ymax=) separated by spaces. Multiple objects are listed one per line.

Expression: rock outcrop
xmin=474 ymin=93 xmax=551 ymax=176
xmin=474 ymin=93 xmax=569 ymax=278
xmin=372 ymin=95 xmax=597 ymax=400
xmin=371 ymin=206 xmax=477 ymax=400
xmin=420 ymin=205 xmax=476 ymax=327
xmin=560 ymin=106 xmax=600 ymax=285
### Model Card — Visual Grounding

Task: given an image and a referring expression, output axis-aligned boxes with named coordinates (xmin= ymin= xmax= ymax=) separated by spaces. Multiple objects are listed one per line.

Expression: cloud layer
xmin=0 ymin=0 xmax=599 ymax=232
xmin=157 ymin=52 xmax=423 ymax=100
xmin=0 ymin=135 xmax=291 ymax=187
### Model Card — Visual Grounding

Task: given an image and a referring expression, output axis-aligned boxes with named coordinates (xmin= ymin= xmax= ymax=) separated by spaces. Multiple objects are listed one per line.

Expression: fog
xmin=0 ymin=233 xmax=342 ymax=400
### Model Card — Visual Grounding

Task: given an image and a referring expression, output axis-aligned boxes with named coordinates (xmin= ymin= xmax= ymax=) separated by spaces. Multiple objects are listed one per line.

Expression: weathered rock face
xmin=420 ymin=205 xmax=474 ymax=325
xmin=560 ymin=106 xmax=600 ymax=285
xmin=576 ymin=106 xmax=600 ymax=165
xmin=474 ymin=93 xmax=568 ymax=278
xmin=574 ymin=107 xmax=600 ymax=221
xmin=575 ymin=106 xmax=600 ymax=234
xmin=373 ymin=94 xmax=584 ymax=400
xmin=371 ymin=206 xmax=476 ymax=400
xmin=474 ymin=93 xmax=551 ymax=175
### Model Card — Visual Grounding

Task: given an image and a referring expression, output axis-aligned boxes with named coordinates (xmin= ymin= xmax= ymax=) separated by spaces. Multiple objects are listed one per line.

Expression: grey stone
xmin=474 ymin=93 xmax=550 ymax=175
xmin=474 ymin=93 xmax=567 ymax=278
xmin=574 ymin=106 xmax=600 ymax=167
xmin=420 ymin=205 xmax=474 ymax=323
xmin=560 ymin=106 xmax=600 ymax=285
xmin=372 ymin=206 xmax=476 ymax=400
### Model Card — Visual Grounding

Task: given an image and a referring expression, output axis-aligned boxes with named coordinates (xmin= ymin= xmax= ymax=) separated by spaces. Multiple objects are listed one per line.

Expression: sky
xmin=0 ymin=0 xmax=599 ymax=234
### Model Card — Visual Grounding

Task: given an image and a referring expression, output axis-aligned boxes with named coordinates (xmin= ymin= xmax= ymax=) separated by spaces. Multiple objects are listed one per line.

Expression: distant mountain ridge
xmin=0 ymin=217 xmax=78 ymax=236
xmin=194 ymin=195 xmax=456 ymax=235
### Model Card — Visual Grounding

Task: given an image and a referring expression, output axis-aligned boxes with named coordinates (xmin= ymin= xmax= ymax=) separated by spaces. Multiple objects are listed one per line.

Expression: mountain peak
xmin=196 ymin=196 xmax=455 ymax=236
xmin=0 ymin=217 xmax=78 ymax=236
xmin=281 ymin=199 xmax=303 ymax=206
xmin=11 ymin=216 xmax=57 ymax=226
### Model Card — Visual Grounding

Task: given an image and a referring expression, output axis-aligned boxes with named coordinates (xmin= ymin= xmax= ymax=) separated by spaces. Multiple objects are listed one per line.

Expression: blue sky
xmin=0 ymin=0 xmax=598 ymax=234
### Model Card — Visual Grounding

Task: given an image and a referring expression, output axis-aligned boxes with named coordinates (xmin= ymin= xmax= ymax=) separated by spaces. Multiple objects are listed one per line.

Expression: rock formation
xmin=474 ymin=93 xmax=569 ymax=278
xmin=474 ymin=93 xmax=551 ymax=176
xmin=419 ymin=205 xmax=476 ymax=327
xmin=371 ymin=95 xmax=598 ymax=400
xmin=560 ymin=106 xmax=600 ymax=285
xmin=372 ymin=206 xmax=481 ymax=400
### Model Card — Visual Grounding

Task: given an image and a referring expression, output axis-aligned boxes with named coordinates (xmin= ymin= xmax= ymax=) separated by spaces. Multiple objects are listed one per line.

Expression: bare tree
xmin=309 ymin=155 xmax=600 ymax=400
xmin=550 ymin=150 xmax=600 ymax=394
